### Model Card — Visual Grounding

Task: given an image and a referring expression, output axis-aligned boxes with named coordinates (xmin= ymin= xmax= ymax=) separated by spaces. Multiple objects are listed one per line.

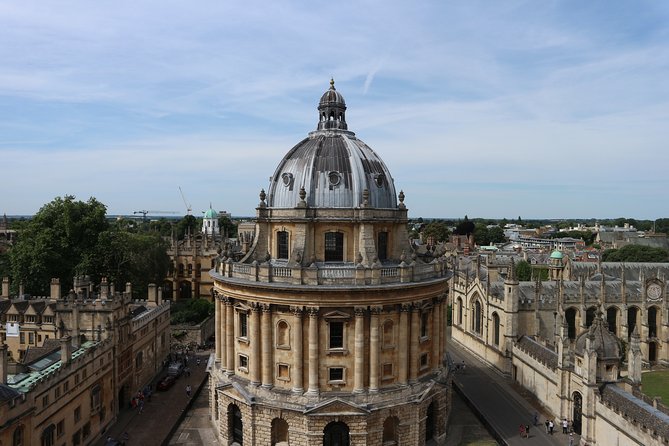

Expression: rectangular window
xmin=277 ymin=231 xmax=289 ymax=259
xmin=383 ymin=363 xmax=394 ymax=379
xmin=75 ymin=374 xmax=80 ymax=385
xmin=329 ymin=322 xmax=344 ymax=349
xmin=325 ymin=232 xmax=344 ymax=262
xmin=277 ymin=363 xmax=290 ymax=381
xmin=74 ymin=406 xmax=81 ymax=423
xmin=82 ymin=422 xmax=91 ymax=439
xmin=57 ymin=420 xmax=64 ymax=437
xmin=54 ymin=386 xmax=61 ymax=399
xmin=20 ymin=332 xmax=25 ymax=344
xmin=239 ymin=312 xmax=248 ymax=338
xmin=238 ymin=354 xmax=248 ymax=371
xmin=91 ymin=384 xmax=101 ymax=411
xmin=421 ymin=312 xmax=429 ymax=339
xmin=63 ymin=380 xmax=69 ymax=392
xmin=328 ymin=367 xmax=344 ymax=382
xmin=420 ymin=353 xmax=429 ymax=370
xmin=42 ymin=394 xmax=49 ymax=407
xmin=72 ymin=430 xmax=81 ymax=446
xmin=29 ymin=332 xmax=35 ymax=344
xmin=377 ymin=231 xmax=388 ymax=261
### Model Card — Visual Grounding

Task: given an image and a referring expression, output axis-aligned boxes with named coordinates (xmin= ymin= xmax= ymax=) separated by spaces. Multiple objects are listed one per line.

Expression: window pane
xmin=277 ymin=231 xmax=289 ymax=259
xmin=325 ymin=232 xmax=344 ymax=262
xmin=330 ymin=322 xmax=343 ymax=349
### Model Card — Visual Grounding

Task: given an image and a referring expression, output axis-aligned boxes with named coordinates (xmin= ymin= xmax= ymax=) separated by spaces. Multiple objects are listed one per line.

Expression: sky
xmin=1 ymin=1 xmax=668 ymax=220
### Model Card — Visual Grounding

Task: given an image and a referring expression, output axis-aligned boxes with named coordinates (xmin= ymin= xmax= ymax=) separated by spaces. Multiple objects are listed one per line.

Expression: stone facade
xmin=208 ymin=81 xmax=452 ymax=445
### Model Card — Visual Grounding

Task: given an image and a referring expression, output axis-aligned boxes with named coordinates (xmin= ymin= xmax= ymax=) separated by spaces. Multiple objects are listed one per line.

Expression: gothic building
xmin=451 ymin=253 xmax=669 ymax=445
xmin=208 ymin=81 xmax=452 ymax=445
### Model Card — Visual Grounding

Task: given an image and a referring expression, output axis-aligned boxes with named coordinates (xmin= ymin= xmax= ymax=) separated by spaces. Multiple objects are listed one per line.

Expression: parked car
xmin=167 ymin=362 xmax=184 ymax=377
xmin=157 ymin=375 xmax=176 ymax=391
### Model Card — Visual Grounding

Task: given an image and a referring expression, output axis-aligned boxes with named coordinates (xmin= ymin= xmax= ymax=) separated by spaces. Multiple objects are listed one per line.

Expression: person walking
xmin=519 ymin=424 xmax=526 ymax=438
xmin=549 ymin=420 xmax=554 ymax=435
xmin=533 ymin=411 xmax=538 ymax=426
xmin=562 ymin=418 xmax=568 ymax=434
xmin=186 ymin=384 xmax=192 ymax=397
xmin=525 ymin=424 xmax=530 ymax=438
xmin=545 ymin=420 xmax=550 ymax=434
xmin=569 ymin=432 xmax=574 ymax=446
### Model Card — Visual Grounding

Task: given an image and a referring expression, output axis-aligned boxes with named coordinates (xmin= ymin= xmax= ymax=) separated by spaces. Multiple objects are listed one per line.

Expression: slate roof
xmin=601 ymin=385 xmax=669 ymax=440
xmin=515 ymin=335 xmax=558 ymax=370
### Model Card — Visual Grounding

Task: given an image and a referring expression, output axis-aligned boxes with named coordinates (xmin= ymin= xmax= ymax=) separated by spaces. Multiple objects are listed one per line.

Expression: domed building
xmin=208 ymin=80 xmax=452 ymax=445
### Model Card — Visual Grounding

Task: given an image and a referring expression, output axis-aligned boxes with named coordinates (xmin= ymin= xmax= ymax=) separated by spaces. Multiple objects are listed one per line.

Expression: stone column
xmin=409 ymin=303 xmax=419 ymax=383
xmin=225 ymin=299 xmax=234 ymax=374
xmin=399 ymin=304 xmax=410 ymax=385
xmin=215 ymin=294 xmax=222 ymax=363
xmin=251 ymin=304 xmax=261 ymax=386
xmin=369 ymin=307 xmax=380 ymax=392
xmin=353 ymin=307 xmax=366 ymax=393
xmin=261 ymin=304 xmax=273 ymax=388
xmin=292 ymin=307 xmax=304 ymax=393
xmin=441 ymin=295 xmax=448 ymax=363
xmin=432 ymin=300 xmax=441 ymax=371
xmin=307 ymin=307 xmax=319 ymax=395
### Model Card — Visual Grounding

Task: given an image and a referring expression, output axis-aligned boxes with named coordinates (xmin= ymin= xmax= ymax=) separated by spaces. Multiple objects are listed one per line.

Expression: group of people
xmin=520 ymin=414 xmax=574 ymax=441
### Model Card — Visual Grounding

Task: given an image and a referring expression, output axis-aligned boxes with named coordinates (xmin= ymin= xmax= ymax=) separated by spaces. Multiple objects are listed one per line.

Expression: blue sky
xmin=2 ymin=1 xmax=668 ymax=219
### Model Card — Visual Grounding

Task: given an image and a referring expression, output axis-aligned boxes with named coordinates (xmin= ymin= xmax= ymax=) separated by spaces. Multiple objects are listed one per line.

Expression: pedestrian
xmin=138 ymin=398 xmax=144 ymax=414
xmin=461 ymin=360 xmax=466 ymax=372
xmin=525 ymin=424 xmax=530 ymax=438
xmin=533 ymin=411 xmax=538 ymax=426
xmin=519 ymin=424 xmax=526 ymax=438
xmin=549 ymin=420 xmax=554 ymax=435
xmin=121 ymin=431 xmax=129 ymax=446
xmin=186 ymin=384 xmax=192 ymax=397
xmin=545 ymin=420 xmax=549 ymax=434
xmin=569 ymin=432 xmax=574 ymax=446
xmin=562 ymin=418 xmax=569 ymax=434
xmin=197 ymin=357 xmax=201 ymax=366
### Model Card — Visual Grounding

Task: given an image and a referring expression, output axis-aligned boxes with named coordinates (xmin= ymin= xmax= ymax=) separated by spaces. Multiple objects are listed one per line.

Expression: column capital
xmin=370 ymin=306 xmax=382 ymax=316
xmin=291 ymin=306 xmax=303 ymax=316
xmin=251 ymin=302 xmax=262 ymax=312
xmin=307 ymin=306 xmax=319 ymax=317
xmin=354 ymin=307 xmax=366 ymax=317
xmin=223 ymin=296 xmax=233 ymax=306
xmin=400 ymin=303 xmax=412 ymax=313
xmin=261 ymin=303 xmax=271 ymax=313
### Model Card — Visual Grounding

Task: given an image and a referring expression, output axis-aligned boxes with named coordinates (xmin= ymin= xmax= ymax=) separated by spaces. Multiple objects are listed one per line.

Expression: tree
xmin=515 ymin=260 xmax=532 ymax=281
xmin=602 ymin=245 xmax=669 ymax=262
xmin=473 ymin=223 xmax=490 ymax=246
xmin=454 ymin=215 xmax=475 ymax=236
xmin=176 ymin=215 xmax=199 ymax=240
xmin=9 ymin=196 xmax=109 ymax=295
xmin=488 ymin=226 xmax=506 ymax=244
xmin=422 ymin=221 xmax=451 ymax=243
xmin=218 ymin=216 xmax=238 ymax=238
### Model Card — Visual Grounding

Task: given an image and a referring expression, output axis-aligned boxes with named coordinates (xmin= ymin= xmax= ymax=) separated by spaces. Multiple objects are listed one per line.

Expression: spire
xmin=508 ymin=257 xmax=517 ymax=282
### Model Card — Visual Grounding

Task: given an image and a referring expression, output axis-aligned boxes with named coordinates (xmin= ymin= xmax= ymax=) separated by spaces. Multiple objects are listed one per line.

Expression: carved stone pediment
xmin=304 ymin=398 xmax=369 ymax=416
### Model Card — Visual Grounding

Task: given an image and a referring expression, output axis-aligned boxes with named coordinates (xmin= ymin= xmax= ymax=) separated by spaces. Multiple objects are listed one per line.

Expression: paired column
xmin=307 ymin=307 xmax=319 ymax=395
xmin=432 ymin=299 xmax=441 ymax=370
xmin=215 ymin=294 xmax=222 ymax=363
xmin=261 ymin=304 xmax=273 ymax=388
xmin=292 ymin=307 xmax=304 ymax=393
xmin=225 ymin=299 xmax=234 ymax=374
xmin=409 ymin=303 xmax=419 ymax=383
xmin=353 ymin=307 xmax=365 ymax=393
xmin=369 ymin=307 xmax=380 ymax=392
xmin=251 ymin=304 xmax=261 ymax=385
xmin=398 ymin=304 xmax=410 ymax=385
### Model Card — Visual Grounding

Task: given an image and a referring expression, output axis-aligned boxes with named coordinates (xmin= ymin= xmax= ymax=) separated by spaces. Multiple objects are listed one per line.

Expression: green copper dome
xmin=550 ymin=250 xmax=564 ymax=259
xmin=204 ymin=208 xmax=217 ymax=219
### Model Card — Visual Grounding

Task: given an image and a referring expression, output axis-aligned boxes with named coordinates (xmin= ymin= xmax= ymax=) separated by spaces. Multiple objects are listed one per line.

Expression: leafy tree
xmin=171 ymin=298 xmax=215 ymax=324
xmin=454 ymin=215 xmax=475 ymax=236
xmin=474 ymin=223 xmax=490 ymax=246
xmin=176 ymin=215 xmax=199 ymax=240
xmin=218 ymin=216 xmax=238 ymax=238
xmin=488 ymin=226 xmax=506 ymax=243
xmin=422 ymin=221 xmax=451 ymax=243
xmin=602 ymin=245 xmax=669 ymax=262
xmin=515 ymin=260 xmax=532 ymax=281
xmin=9 ymin=196 xmax=109 ymax=295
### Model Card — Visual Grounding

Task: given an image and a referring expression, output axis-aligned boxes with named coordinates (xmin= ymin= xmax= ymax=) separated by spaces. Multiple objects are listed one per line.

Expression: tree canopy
xmin=454 ymin=215 xmax=475 ymax=236
xmin=7 ymin=196 xmax=169 ymax=297
xmin=422 ymin=221 xmax=451 ymax=243
xmin=602 ymin=245 xmax=669 ymax=262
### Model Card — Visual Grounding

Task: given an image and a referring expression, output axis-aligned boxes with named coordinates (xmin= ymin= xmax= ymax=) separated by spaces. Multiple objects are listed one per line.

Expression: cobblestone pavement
xmin=95 ymin=351 xmax=211 ymax=446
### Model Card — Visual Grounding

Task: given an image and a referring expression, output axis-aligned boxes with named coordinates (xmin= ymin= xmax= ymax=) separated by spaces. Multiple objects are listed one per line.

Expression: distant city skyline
xmin=2 ymin=1 xmax=668 ymax=219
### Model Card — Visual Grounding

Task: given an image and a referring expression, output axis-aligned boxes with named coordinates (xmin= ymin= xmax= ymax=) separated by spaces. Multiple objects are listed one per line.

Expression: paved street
xmin=449 ymin=339 xmax=580 ymax=446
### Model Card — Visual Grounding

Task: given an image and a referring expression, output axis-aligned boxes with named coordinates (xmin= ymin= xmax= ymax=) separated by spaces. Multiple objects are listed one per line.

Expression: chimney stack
xmin=100 ymin=277 xmax=109 ymax=300
xmin=147 ymin=283 xmax=157 ymax=307
xmin=50 ymin=278 xmax=61 ymax=300
xmin=1 ymin=277 xmax=9 ymax=298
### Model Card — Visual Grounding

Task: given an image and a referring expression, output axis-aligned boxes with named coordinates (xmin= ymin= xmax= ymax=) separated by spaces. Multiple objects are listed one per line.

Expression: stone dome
xmin=574 ymin=313 xmax=621 ymax=360
xmin=266 ymin=80 xmax=397 ymax=209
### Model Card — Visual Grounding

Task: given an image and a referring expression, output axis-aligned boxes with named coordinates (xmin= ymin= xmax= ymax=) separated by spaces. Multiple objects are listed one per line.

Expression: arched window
xmin=228 ymin=404 xmax=243 ymax=444
xmin=325 ymin=232 xmax=344 ymax=262
xmin=323 ymin=421 xmax=349 ymax=446
xmin=585 ymin=306 xmax=597 ymax=327
xmin=572 ymin=392 xmax=582 ymax=435
xmin=648 ymin=306 xmax=659 ymax=338
xmin=457 ymin=298 xmax=463 ymax=325
xmin=277 ymin=231 xmax=289 ymax=260
xmin=13 ymin=425 xmax=24 ymax=446
xmin=565 ymin=308 xmax=577 ymax=340
xmin=425 ymin=402 xmax=436 ymax=442
xmin=606 ymin=307 xmax=618 ymax=335
xmin=41 ymin=424 xmax=55 ymax=446
xmin=472 ymin=300 xmax=482 ymax=334
xmin=276 ymin=320 xmax=290 ymax=348
xmin=649 ymin=341 xmax=658 ymax=362
xmin=382 ymin=416 xmax=400 ymax=445
xmin=271 ymin=418 xmax=289 ymax=445
xmin=492 ymin=312 xmax=500 ymax=346
xmin=628 ymin=307 xmax=640 ymax=340
xmin=178 ymin=264 xmax=184 ymax=276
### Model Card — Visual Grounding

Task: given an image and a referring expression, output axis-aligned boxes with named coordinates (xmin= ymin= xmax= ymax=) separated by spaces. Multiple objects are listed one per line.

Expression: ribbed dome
xmin=266 ymin=81 xmax=397 ymax=209
xmin=550 ymin=250 xmax=564 ymax=259
xmin=575 ymin=314 xmax=621 ymax=360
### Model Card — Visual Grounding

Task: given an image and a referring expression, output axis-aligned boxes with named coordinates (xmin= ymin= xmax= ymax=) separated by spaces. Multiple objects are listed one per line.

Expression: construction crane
xmin=179 ymin=186 xmax=192 ymax=215
xmin=133 ymin=210 xmax=178 ymax=222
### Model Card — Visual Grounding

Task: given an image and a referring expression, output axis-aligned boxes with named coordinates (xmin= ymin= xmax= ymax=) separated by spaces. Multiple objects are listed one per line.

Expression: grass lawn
xmin=641 ymin=370 xmax=669 ymax=402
